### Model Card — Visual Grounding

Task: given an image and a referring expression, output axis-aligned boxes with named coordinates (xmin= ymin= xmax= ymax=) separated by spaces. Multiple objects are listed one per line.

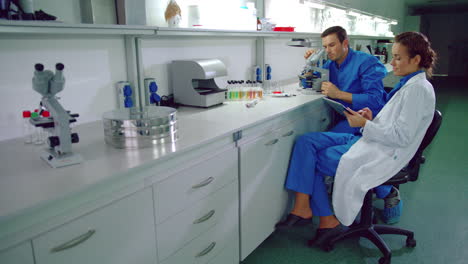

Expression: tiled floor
xmin=242 ymin=77 xmax=468 ymax=264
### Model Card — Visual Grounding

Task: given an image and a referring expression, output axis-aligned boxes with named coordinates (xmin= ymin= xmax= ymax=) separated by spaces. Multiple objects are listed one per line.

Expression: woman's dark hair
xmin=395 ymin=32 xmax=437 ymax=78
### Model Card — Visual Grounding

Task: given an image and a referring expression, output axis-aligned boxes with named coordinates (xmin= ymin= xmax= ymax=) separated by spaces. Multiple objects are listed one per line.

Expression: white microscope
xmin=299 ymin=48 xmax=329 ymax=91
xmin=287 ymin=38 xmax=329 ymax=91
xmin=31 ymin=63 xmax=82 ymax=168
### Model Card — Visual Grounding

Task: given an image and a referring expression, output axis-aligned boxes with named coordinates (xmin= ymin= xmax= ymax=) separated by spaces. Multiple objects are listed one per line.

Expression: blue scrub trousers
xmin=285 ymin=132 xmax=360 ymax=216
xmin=330 ymin=120 xmax=392 ymax=199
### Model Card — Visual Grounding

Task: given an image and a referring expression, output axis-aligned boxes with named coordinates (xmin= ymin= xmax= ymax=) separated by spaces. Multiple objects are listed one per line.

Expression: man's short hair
xmin=321 ymin=26 xmax=348 ymax=43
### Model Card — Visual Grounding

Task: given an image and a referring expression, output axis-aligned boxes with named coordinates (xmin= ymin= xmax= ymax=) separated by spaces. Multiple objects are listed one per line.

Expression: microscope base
xmin=40 ymin=150 xmax=83 ymax=168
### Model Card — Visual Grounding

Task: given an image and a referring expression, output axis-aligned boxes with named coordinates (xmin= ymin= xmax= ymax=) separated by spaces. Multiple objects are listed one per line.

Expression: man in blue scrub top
xmin=308 ymin=26 xmax=387 ymax=134
xmin=277 ymin=26 xmax=401 ymax=228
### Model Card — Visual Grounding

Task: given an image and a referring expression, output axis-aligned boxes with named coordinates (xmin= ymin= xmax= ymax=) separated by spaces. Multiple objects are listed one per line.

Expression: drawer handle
xmin=195 ymin=242 xmax=216 ymax=258
xmin=193 ymin=210 xmax=215 ymax=224
xmin=265 ymin=139 xmax=279 ymax=146
xmin=50 ymin=229 xmax=96 ymax=253
xmin=282 ymin=130 xmax=294 ymax=137
xmin=192 ymin=177 xmax=214 ymax=189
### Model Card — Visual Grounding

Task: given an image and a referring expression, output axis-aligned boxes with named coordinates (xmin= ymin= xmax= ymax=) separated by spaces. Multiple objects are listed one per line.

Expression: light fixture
xmin=373 ymin=16 xmax=386 ymax=23
xmin=287 ymin=38 xmax=312 ymax=47
xmin=299 ymin=0 xmax=326 ymax=9
xmin=346 ymin=10 xmax=361 ymax=17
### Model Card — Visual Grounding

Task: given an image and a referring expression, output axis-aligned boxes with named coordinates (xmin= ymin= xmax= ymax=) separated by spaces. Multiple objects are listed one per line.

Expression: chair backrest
xmin=408 ymin=109 xmax=443 ymax=181
xmin=419 ymin=109 xmax=443 ymax=152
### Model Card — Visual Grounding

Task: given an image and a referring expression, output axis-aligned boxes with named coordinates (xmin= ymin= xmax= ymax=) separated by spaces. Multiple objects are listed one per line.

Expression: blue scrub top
xmin=323 ymin=48 xmax=387 ymax=114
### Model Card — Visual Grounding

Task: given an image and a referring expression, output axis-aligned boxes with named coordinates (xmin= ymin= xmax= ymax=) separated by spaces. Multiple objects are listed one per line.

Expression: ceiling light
xmin=347 ymin=10 xmax=361 ymax=17
xmin=300 ymin=0 xmax=326 ymax=9
xmin=373 ymin=17 xmax=386 ymax=23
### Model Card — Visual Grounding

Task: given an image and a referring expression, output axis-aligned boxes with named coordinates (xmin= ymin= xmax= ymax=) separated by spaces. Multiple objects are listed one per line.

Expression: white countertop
xmin=0 ymin=85 xmax=324 ymax=225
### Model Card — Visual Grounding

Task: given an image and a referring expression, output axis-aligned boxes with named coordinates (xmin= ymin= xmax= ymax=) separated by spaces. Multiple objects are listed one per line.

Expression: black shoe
xmin=307 ymin=224 xmax=348 ymax=247
xmin=34 ymin=9 xmax=56 ymax=21
xmin=275 ymin=214 xmax=311 ymax=229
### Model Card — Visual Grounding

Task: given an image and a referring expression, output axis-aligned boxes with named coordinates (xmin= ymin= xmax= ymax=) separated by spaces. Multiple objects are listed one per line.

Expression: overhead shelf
xmin=153 ymin=27 xmax=323 ymax=38
xmin=0 ymin=20 xmax=155 ymax=35
xmin=0 ymin=21 xmax=395 ymax=40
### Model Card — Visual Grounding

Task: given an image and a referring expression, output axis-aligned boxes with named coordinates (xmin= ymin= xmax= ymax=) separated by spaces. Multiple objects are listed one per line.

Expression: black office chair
xmin=321 ymin=109 xmax=443 ymax=264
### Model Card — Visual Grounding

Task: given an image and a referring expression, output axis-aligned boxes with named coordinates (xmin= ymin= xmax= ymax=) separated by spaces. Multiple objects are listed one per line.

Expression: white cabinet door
xmin=0 ymin=242 xmax=34 ymax=264
xmin=239 ymin=122 xmax=299 ymax=260
xmin=304 ymin=108 xmax=332 ymax=133
xmin=33 ymin=188 xmax=157 ymax=264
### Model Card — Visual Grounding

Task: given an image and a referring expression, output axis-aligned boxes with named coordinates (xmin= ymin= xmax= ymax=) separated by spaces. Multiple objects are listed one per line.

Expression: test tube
xmin=31 ymin=112 xmax=44 ymax=145
xmin=22 ymin=110 xmax=32 ymax=144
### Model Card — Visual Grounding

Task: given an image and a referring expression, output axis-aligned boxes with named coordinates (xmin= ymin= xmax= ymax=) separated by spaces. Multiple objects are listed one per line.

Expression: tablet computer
xmin=322 ymin=97 xmax=349 ymax=116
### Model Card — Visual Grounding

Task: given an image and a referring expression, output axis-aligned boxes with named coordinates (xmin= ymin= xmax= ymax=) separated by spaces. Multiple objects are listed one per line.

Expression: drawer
xmin=0 ymin=242 xmax=34 ymax=264
xmin=33 ymin=188 xmax=157 ymax=264
xmin=157 ymin=181 xmax=238 ymax=261
xmin=154 ymin=147 xmax=238 ymax=223
xmin=160 ymin=215 xmax=239 ymax=264
xmin=206 ymin=235 xmax=239 ymax=264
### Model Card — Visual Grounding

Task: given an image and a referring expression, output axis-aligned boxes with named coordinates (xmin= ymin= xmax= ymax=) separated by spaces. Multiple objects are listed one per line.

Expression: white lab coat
xmin=332 ymin=72 xmax=436 ymax=226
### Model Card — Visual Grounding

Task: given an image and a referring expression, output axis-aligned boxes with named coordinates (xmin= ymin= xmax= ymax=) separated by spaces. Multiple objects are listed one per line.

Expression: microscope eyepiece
xmin=35 ymin=64 xmax=44 ymax=71
xmin=55 ymin=63 xmax=64 ymax=71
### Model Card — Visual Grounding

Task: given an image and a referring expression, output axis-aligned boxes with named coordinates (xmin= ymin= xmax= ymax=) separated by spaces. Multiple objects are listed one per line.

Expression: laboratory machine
xmin=31 ymin=63 xmax=82 ymax=168
xmin=171 ymin=59 xmax=228 ymax=107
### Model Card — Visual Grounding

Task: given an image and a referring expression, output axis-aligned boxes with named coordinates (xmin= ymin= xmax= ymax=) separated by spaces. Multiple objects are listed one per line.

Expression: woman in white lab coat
xmin=277 ymin=32 xmax=437 ymax=245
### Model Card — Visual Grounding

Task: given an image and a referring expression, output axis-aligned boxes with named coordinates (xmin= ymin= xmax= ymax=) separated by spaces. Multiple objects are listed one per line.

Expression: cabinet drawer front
xmin=157 ymin=181 xmax=238 ymax=261
xmin=154 ymin=147 xmax=238 ymax=223
xmin=33 ymin=189 xmax=156 ymax=264
xmin=206 ymin=235 xmax=239 ymax=264
xmin=0 ymin=242 xmax=34 ymax=264
xmin=160 ymin=215 xmax=239 ymax=264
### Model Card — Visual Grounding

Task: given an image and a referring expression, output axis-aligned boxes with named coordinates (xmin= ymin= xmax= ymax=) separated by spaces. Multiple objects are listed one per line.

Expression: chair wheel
xmin=379 ymin=257 xmax=391 ymax=264
xmin=406 ymin=238 xmax=417 ymax=247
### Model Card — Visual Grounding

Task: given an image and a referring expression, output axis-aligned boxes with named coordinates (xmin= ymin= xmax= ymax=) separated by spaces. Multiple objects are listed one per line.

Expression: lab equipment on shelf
xmin=102 ymin=106 xmax=178 ymax=149
xmin=226 ymin=80 xmax=263 ymax=101
xmin=171 ymin=59 xmax=228 ymax=108
xmin=252 ymin=65 xmax=262 ymax=82
xmin=116 ymin=81 xmax=134 ymax=109
xmin=31 ymin=63 xmax=82 ymax=168
xmin=22 ymin=110 xmax=32 ymax=144
xmin=144 ymin=78 xmax=161 ymax=106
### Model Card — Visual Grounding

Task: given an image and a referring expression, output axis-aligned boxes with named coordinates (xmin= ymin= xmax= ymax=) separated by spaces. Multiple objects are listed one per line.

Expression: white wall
xmin=264 ymin=38 xmax=314 ymax=81
xmin=325 ymin=0 xmax=407 ymax=33
xmin=404 ymin=15 xmax=420 ymax=31
xmin=140 ymin=37 xmax=257 ymax=96
xmin=140 ymin=36 xmax=312 ymax=97
xmin=0 ymin=35 xmax=127 ymax=141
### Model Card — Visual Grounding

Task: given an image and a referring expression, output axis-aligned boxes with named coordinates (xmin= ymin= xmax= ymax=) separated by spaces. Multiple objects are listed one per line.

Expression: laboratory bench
xmin=0 ymin=84 xmax=332 ymax=264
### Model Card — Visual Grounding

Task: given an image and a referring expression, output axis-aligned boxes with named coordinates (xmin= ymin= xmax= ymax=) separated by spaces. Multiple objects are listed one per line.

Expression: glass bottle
xmin=22 ymin=110 xmax=32 ymax=144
